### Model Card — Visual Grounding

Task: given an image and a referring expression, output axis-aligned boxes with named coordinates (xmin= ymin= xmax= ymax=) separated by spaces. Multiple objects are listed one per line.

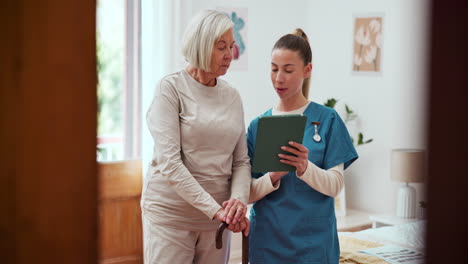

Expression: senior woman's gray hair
xmin=181 ymin=10 xmax=234 ymax=72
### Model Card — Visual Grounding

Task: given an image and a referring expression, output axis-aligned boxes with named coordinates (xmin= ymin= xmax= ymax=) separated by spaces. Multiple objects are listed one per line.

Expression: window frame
xmin=97 ymin=0 xmax=141 ymax=161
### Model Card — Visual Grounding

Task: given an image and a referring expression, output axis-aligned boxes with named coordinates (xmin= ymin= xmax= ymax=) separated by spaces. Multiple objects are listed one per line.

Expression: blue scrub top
xmin=247 ymin=102 xmax=358 ymax=264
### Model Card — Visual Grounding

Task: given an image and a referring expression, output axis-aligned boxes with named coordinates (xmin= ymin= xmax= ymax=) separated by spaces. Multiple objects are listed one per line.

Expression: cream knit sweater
xmin=141 ymin=70 xmax=251 ymax=231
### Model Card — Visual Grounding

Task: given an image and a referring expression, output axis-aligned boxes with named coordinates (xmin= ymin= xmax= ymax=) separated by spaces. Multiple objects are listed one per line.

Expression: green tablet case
xmin=252 ymin=114 xmax=307 ymax=173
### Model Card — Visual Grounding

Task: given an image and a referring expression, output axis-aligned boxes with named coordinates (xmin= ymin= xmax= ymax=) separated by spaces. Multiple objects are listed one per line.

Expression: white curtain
xmin=141 ymin=0 xmax=192 ymax=176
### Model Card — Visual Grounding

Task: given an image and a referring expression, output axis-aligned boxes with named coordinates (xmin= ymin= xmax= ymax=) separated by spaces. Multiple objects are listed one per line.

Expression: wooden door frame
xmin=425 ymin=0 xmax=468 ymax=263
xmin=1 ymin=0 xmax=98 ymax=263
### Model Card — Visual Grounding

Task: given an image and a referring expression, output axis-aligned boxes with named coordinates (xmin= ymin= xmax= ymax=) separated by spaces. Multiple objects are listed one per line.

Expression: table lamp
xmin=391 ymin=149 xmax=426 ymax=218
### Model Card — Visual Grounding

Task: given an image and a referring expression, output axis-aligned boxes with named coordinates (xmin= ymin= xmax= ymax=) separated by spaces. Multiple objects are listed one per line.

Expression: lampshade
xmin=391 ymin=149 xmax=426 ymax=218
xmin=391 ymin=149 xmax=426 ymax=183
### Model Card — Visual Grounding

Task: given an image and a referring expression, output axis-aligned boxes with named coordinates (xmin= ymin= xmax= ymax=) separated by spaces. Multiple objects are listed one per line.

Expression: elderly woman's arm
xmin=147 ymin=80 xmax=222 ymax=220
xmin=222 ymin=101 xmax=251 ymax=225
xmin=229 ymin=111 xmax=251 ymax=205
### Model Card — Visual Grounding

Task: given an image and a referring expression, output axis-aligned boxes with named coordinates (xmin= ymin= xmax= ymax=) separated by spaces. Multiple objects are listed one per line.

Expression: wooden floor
xmin=229 ymin=255 xmax=242 ymax=264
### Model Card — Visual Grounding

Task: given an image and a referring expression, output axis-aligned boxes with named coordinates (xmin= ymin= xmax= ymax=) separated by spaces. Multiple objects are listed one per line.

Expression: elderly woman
xmin=141 ymin=10 xmax=251 ymax=264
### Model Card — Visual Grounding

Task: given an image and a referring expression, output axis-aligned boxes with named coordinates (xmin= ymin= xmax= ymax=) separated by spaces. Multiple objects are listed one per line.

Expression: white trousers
xmin=143 ymin=214 xmax=231 ymax=264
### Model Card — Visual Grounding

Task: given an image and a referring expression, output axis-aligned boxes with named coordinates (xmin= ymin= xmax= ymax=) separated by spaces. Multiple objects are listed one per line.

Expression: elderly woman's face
xmin=210 ymin=28 xmax=235 ymax=76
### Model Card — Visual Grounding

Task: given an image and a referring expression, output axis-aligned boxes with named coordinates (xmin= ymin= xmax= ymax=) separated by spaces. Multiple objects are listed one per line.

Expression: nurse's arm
xmin=248 ymin=172 xmax=285 ymax=203
xmin=296 ymin=162 xmax=344 ymax=197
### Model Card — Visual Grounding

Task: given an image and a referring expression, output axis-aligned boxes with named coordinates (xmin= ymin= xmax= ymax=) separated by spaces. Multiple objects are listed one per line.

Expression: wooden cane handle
xmin=242 ymin=231 xmax=249 ymax=264
xmin=215 ymin=222 xmax=228 ymax=249
xmin=216 ymin=221 xmax=249 ymax=264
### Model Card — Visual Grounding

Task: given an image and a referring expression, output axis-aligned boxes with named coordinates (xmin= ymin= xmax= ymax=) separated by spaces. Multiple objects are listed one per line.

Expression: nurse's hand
xmin=278 ymin=141 xmax=309 ymax=176
xmin=221 ymin=198 xmax=247 ymax=225
xmin=269 ymin=171 xmax=288 ymax=184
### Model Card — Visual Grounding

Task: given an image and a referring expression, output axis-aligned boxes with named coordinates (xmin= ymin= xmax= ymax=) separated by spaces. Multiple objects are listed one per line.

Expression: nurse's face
xmin=271 ymin=48 xmax=311 ymax=100
xmin=209 ymin=28 xmax=235 ymax=77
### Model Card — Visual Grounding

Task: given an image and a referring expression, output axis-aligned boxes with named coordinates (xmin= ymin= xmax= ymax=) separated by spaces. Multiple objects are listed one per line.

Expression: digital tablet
xmin=252 ymin=114 xmax=307 ymax=173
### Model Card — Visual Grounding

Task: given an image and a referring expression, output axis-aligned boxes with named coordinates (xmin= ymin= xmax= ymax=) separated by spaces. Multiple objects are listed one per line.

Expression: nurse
xmin=246 ymin=28 xmax=358 ymax=263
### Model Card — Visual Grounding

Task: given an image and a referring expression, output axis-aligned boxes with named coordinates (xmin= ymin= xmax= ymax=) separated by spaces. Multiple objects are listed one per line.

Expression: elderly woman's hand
xmin=226 ymin=217 xmax=250 ymax=236
xmin=221 ymin=198 xmax=247 ymax=225
xmin=213 ymin=208 xmax=226 ymax=222
xmin=278 ymin=141 xmax=309 ymax=176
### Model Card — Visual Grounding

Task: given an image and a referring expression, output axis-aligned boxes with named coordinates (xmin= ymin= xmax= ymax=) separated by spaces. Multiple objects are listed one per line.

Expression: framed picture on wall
xmin=335 ymin=187 xmax=347 ymax=216
xmin=352 ymin=14 xmax=384 ymax=75
xmin=216 ymin=7 xmax=248 ymax=71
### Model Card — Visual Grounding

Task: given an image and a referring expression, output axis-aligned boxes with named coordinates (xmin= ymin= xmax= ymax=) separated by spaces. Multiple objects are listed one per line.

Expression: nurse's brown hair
xmin=272 ymin=28 xmax=312 ymax=99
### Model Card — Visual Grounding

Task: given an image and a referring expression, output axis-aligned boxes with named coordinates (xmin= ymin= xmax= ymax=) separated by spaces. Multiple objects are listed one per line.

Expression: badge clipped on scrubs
xmin=311 ymin=121 xmax=321 ymax=142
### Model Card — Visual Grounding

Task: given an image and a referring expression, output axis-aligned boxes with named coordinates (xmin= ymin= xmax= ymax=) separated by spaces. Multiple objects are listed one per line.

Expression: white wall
xmin=141 ymin=0 xmax=429 ymax=215
xmin=303 ymin=0 xmax=429 ymax=214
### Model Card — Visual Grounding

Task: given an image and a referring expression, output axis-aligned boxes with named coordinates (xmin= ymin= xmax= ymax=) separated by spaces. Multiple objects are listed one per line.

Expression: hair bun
xmin=292 ymin=28 xmax=309 ymax=43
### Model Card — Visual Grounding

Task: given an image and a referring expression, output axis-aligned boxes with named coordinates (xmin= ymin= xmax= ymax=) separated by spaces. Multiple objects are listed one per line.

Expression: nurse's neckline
xmin=275 ymin=100 xmax=310 ymax=112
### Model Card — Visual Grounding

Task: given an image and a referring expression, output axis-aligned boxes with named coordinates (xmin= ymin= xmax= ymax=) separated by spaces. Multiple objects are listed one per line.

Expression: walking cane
xmin=216 ymin=221 xmax=249 ymax=264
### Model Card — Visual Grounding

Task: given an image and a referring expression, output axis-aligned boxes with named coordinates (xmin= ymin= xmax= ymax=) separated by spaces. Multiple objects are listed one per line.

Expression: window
xmin=97 ymin=0 xmax=141 ymax=161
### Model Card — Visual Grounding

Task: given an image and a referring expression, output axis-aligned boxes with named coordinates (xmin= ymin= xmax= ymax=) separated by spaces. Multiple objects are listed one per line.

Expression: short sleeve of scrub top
xmin=322 ymin=110 xmax=358 ymax=170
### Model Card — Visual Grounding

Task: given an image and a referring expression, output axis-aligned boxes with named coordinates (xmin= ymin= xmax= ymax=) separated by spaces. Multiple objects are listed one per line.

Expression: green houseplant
xmin=324 ymin=98 xmax=373 ymax=146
